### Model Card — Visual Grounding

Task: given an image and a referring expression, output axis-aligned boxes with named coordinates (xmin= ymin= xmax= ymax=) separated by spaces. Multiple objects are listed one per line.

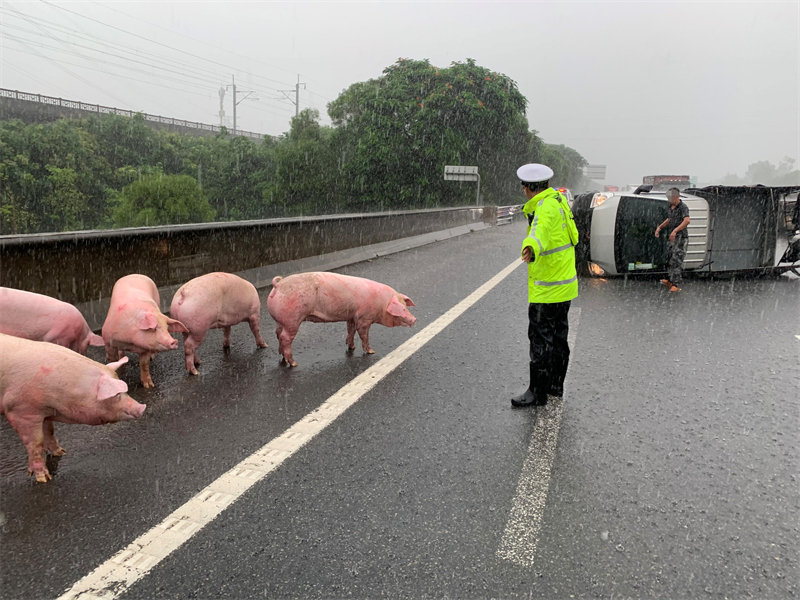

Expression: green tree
xmin=266 ymin=109 xmax=339 ymax=215
xmin=328 ymin=58 xmax=530 ymax=209
xmin=112 ymin=173 xmax=215 ymax=227
xmin=0 ymin=118 xmax=112 ymax=234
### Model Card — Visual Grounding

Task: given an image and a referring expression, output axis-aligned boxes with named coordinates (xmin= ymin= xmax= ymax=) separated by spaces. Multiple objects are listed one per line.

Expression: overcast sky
xmin=1 ymin=1 xmax=797 ymax=187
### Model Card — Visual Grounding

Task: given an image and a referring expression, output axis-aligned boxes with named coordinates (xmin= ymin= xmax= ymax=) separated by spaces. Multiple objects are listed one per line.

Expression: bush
xmin=112 ymin=173 xmax=215 ymax=228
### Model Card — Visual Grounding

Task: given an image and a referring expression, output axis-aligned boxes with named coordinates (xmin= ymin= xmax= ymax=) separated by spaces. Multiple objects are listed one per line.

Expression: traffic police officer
xmin=512 ymin=164 xmax=580 ymax=407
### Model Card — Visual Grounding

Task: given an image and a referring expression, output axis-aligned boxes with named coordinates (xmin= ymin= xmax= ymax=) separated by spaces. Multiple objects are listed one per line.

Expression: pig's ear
xmin=107 ymin=356 xmax=128 ymax=371
xmin=387 ymin=296 xmax=408 ymax=318
xmin=167 ymin=318 xmax=189 ymax=334
xmin=97 ymin=375 xmax=128 ymax=401
xmin=88 ymin=333 xmax=105 ymax=347
xmin=139 ymin=312 xmax=158 ymax=331
xmin=401 ymin=295 xmax=416 ymax=307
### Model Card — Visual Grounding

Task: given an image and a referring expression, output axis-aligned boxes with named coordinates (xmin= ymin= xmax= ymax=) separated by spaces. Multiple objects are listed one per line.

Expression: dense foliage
xmin=0 ymin=58 xmax=589 ymax=235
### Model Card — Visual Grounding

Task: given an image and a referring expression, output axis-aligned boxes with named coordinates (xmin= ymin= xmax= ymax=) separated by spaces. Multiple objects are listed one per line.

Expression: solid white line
xmin=57 ymin=258 xmax=524 ymax=600
xmin=495 ymin=307 xmax=581 ymax=568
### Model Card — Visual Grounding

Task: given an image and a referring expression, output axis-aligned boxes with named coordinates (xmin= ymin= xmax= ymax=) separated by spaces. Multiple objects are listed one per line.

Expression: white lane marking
xmin=496 ymin=307 xmax=581 ymax=568
xmin=795 ymin=335 xmax=800 ymax=341
xmin=58 ymin=258 xmax=524 ymax=600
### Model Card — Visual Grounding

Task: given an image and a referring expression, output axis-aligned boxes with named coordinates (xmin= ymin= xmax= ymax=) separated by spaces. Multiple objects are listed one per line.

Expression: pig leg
xmin=6 ymin=412 xmax=51 ymax=482
xmin=277 ymin=326 xmax=299 ymax=367
xmin=222 ymin=327 xmax=232 ymax=352
xmin=139 ymin=352 xmax=155 ymax=388
xmin=42 ymin=419 xmax=66 ymax=456
xmin=346 ymin=320 xmax=357 ymax=353
xmin=182 ymin=332 xmax=205 ymax=376
xmin=247 ymin=314 xmax=269 ymax=349
xmin=356 ymin=322 xmax=375 ymax=354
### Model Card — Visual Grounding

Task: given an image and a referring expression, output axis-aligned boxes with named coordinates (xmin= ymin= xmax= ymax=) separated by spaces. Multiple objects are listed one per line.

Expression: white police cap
xmin=517 ymin=163 xmax=554 ymax=184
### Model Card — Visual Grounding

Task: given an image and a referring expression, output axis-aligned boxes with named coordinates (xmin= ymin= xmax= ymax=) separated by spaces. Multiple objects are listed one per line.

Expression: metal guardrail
xmin=496 ymin=204 xmax=523 ymax=226
xmin=0 ymin=88 xmax=271 ymax=140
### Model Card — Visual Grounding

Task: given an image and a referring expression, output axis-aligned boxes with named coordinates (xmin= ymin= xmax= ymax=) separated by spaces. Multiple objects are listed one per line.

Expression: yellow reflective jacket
xmin=521 ymin=187 xmax=579 ymax=304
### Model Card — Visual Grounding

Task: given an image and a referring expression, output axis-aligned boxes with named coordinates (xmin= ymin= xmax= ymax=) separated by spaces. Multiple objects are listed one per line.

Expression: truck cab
xmin=582 ymin=191 xmax=709 ymax=276
xmin=573 ymin=185 xmax=800 ymax=277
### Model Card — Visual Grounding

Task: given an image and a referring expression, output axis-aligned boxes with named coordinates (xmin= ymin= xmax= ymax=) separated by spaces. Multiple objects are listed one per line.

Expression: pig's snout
xmin=407 ymin=314 xmax=417 ymax=327
xmin=121 ymin=399 xmax=146 ymax=420
xmin=157 ymin=333 xmax=179 ymax=351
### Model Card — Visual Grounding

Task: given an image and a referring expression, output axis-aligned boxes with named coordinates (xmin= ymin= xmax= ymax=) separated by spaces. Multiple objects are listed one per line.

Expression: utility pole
xmin=226 ymin=75 xmax=257 ymax=136
xmin=278 ymin=74 xmax=306 ymax=117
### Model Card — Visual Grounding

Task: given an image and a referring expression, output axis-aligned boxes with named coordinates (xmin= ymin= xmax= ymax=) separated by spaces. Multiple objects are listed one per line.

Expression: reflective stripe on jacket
xmin=521 ymin=187 xmax=579 ymax=304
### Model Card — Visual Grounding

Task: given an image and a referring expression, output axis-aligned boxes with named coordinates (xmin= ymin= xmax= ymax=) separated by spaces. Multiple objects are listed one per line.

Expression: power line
xmin=1 ymin=26 xmax=229 ymax=90
xmin=1 ymin=44 xmax=221 ymax=99
xmin=2 ymin=25 xmax=128 ymax=105
xmin=39 ymin=0 xmax=298 ymax=93
xmin=0 ymin=59 xmax=72 ymax=96
xmin=0 ymin=10 xmax=232 ymax=87
xmin=0 ymin=15 xmax=301 ymax=118
xmin=88 ymin=0 xmax=319 ymax=90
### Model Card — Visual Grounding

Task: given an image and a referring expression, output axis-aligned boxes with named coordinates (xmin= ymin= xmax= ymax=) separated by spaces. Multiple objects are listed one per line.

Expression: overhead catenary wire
xmin=2 ymin=26 xmax=129 ymax=105
xmin=0 ymin=9 xmax=313 ymax=116
xmin=0 ymin=16 xmax=303 ymax=120
xmin=39 ymin=0 xmax=301 ymax=93
xmin=88 ymin=0 xmax=341 ymax=97
xmin=0 ymin=12 xmax=237 ymax=88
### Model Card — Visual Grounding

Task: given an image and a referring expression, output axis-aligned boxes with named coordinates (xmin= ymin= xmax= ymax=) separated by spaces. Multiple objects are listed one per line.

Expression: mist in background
xmin=1 ymin=1 xmax=797 ymax=187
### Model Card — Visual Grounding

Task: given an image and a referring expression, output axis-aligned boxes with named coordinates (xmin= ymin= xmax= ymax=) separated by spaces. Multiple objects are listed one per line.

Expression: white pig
xmin=170 ymin=272 xmax=268 ymax=375
xmin=0 ymin=333 xmax=146 ymax=483
xmin=102 ymin=275 xmax=187 ymax=388
xmin=0 ymin=287 xmax=104 ymax=355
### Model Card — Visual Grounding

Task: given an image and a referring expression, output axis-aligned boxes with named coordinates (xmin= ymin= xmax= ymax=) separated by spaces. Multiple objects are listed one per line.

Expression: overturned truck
xmin=572 ymin=185 xmax=800 ymax=277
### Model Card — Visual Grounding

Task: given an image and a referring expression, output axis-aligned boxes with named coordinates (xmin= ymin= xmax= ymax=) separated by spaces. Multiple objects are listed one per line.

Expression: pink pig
xmin=170 ymin=272 xmax=268 ymax=375
xmin=102 ymin=274 xmax=188 ymax=388
xmin=0 ymin=333 xmax=146 ymax=483
xmin=267 ymin=272 xmax=416 ymax=367
xmin=0 ymin=287 xmax=105 ymax=355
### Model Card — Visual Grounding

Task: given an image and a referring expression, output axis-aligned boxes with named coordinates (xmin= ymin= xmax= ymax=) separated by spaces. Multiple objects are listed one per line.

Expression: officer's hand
xmin=669 ymin=231 xmax=676 ymax=242
xmin=522 ymin=247 xmax=532 ymax=263
xmin=654 ymin=228 xmax=660 ymax=238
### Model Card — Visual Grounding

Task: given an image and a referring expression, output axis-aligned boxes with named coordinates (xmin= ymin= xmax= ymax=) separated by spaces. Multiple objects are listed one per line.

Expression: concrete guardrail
xmin=1 ymin=206 xmax=497 ymax=330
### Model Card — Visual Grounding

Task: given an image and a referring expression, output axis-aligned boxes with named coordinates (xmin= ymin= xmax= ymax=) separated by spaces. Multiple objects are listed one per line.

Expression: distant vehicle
xmin=571 ymin=185 xmax=800 ymax=277
xmin=555 ymin=187 xmax=574 ymax=205
xmin=603 ymin=185 xmax=619 ymax=193
xmin=641 ymin=175 xmax=691 ymax=191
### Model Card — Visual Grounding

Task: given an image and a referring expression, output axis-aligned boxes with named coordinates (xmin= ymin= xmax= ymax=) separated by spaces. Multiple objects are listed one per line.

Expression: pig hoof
xmin=52 ymin=446 xmax=67 ymax=457
xmin=190 ymin=369 xmax=199 ymax=376
xmin=142 ymin=380 xmax=154 ymax=388
xmin=30 ymin=470 xmax=51 ymax=483
xmin=366 ymin=349 xmax=375 ymax=355
xmin=258 ymin=343 xmax=268 ymax=349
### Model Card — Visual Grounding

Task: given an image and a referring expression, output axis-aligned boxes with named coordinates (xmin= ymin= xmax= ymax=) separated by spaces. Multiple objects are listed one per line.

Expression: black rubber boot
xmin=511 ymin=364 xmax=540 ymax=408
xmin=533 ymin=369 xmax=550 ymax=406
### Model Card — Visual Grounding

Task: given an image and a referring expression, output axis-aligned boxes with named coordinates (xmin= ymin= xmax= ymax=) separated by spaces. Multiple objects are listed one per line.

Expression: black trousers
xmin=528 ymin=300 xmax=571 ymax=394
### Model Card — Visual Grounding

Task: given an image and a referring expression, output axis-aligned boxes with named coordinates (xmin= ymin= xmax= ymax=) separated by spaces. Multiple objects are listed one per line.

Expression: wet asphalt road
xmin=1 ymin=223 xmax=798 ymax=600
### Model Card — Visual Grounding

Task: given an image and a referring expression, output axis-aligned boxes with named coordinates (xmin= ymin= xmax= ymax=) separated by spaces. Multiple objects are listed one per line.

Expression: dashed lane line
xmin=496 ymin=308 xmax=581 ymax=568
xmin=57 ymin=258 xmax=524 ymax=600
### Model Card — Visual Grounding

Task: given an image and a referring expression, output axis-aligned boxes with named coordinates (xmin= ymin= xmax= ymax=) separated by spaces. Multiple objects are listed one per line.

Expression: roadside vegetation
xmin=0 ymin=58 xmax=590 ymax=235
